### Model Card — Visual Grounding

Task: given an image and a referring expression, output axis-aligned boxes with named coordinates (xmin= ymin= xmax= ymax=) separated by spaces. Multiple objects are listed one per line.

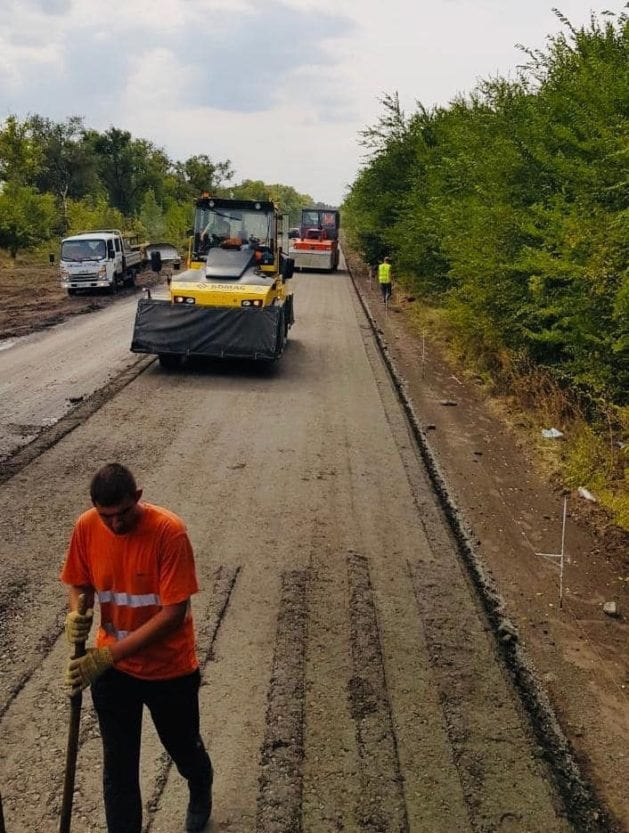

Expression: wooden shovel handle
xmin=59 ymin=593 xmax=89 ymax=833
xmin=0 ymin=788 xmax=7 ymax=833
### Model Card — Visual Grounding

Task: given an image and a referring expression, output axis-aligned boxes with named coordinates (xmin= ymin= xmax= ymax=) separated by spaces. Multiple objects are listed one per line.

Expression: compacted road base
xmin=0 ymin=269 xmax=581 ymax=832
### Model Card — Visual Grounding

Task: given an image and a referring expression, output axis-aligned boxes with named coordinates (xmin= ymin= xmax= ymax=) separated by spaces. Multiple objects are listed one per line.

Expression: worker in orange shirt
xmin=61 ymin=463 xmax=213 ymax=833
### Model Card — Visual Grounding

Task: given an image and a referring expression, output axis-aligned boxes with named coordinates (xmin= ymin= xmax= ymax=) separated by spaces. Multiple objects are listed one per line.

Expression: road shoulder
xmin=345 ymin=248 xmax=629 ymax=831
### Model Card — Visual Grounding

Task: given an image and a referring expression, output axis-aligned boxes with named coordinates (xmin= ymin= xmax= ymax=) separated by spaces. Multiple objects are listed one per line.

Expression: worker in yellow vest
xmin=378 ymin=257 xmax=392 ymax=303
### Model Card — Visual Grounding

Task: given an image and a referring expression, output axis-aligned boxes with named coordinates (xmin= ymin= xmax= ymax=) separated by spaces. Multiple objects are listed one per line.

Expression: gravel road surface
xmin=0 ymin=292 xmax=149 ymax=461
xmin=0 ymin=269 xmax=585 ymax=832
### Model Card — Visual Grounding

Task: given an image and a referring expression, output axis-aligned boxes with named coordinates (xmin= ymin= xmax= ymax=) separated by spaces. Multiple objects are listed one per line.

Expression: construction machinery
xmin=60 ymin=229 xmax=143 ymax=295
xmin=289 ymin=208 xmax=340 ymax=272
xmin=131 ymin=196 xmax=295 ymax=366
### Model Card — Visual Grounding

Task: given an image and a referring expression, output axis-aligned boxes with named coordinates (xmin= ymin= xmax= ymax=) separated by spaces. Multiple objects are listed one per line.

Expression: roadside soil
xmin=343 ymin=249 xmax=628 ymax=830
xmin=0 ymin=256 xmax=163 ymax=340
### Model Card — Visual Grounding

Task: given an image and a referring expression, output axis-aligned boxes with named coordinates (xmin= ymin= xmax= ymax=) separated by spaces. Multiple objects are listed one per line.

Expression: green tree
xmin=139 ymin=190 xmax=166 ymax=240
xmin=173 ymin=154 xmax=234 ymax=200
xmin=344 ymin=93 xmax=421 ymax=266
xmin=268 ymin=184 xmax=316 ymax=225
xmin=65 ymin=195 xmax=125 ymax=236
xmin=0 ymin=183 xmax=56 ymax=258
xmin=229 ymin=179 xmax=314 ymax=223
xmin=164 ymin=201 xmax=193 ymax=250
xmin=84 ymin=128 xmax=171 ymax=215
xmin=27 ymin=115 xmax=100 ymax=232
xmin=0 ymin=115 xmax=42 ymax=186
xmin=344 ymin=11 xmax=629 ymax=404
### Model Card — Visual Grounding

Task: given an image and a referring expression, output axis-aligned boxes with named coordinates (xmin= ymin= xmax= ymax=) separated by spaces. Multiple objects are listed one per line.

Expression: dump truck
xmin=289 ymin=208 xmax=340 ymax=272
xmin=60 ymin=229 xmax=143 ymax=295
xmin=131 ymin=196 xmax=295 ymax=366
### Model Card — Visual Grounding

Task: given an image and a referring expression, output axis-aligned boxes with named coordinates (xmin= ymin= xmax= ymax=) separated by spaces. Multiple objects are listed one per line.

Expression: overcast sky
xmin=0 ymin=0 xmax=622 ymax=205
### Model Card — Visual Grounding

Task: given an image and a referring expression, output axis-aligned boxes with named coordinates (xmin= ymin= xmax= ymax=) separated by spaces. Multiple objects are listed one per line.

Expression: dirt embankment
xmin=0 ymin=257 xmax=163 ymax=341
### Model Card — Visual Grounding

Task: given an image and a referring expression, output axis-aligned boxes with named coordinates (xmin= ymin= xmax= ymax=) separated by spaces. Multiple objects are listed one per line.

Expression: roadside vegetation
xmin=342 ymin=10 xmax=629 ymax=528
xmin=0 ymin=116 xmax=318 ymax=259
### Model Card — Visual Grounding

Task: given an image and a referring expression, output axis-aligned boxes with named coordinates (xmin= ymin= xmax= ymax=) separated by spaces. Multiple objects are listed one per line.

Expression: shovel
xmin=59 ymin=593 xmax=88 ymax=833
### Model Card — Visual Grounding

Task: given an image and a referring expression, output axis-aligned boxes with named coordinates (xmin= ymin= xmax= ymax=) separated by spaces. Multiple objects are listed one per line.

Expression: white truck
xmin=60 ymin=229 xmax=144 ymax=295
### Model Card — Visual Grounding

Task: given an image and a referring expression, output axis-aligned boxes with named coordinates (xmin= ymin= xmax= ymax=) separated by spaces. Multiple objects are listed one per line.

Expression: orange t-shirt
xmin=60 ymin=503 xmax=199 ymax=680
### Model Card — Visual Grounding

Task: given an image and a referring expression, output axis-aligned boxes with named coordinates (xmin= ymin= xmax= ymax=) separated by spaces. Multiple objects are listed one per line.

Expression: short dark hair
xmin=90 ymin=463 xmax=137 ymax=506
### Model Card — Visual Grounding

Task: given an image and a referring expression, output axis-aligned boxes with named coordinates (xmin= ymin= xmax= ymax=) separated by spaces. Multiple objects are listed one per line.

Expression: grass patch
xmin=393 ymin=276 xmax=629 ymax=531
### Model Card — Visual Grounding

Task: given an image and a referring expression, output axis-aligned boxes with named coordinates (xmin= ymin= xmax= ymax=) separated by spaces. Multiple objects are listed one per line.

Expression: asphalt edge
xmin=344 ymin=253 xmax=616 ymax=833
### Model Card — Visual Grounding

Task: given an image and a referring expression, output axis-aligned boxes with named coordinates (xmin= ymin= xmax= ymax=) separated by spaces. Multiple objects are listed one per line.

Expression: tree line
xmin=342 ymin=10 xmax=628 ymax=411
xmin=0 ymin=116 xmax=317 ymax=257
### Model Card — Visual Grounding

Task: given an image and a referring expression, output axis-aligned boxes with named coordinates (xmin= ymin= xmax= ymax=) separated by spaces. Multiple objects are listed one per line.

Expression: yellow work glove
xmin=64 ymin=609 xmax=94 ymax=645
xmin=66 ymin=647 xmax=113 ymax=696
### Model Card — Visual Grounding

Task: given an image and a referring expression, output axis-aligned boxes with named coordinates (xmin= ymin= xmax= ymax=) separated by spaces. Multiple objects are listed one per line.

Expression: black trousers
xmin=380 ymin=281 xmax=392 ymax=301
xmin=91 ymin=667 xmax=212 ymax=833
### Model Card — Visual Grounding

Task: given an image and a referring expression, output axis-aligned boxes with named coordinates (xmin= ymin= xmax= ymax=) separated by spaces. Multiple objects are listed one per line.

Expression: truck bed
xmin=123 ymin=247 xmax=143 ymax=267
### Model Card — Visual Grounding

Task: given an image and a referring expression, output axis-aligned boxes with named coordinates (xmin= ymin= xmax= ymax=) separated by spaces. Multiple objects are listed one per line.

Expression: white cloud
xmin=0 ymin=0 xmax=66 ymax=95
xmin=121 ymin=49 xmax=193 ymax=111
xmin=0 ymin=0 xmax=623 ymax=204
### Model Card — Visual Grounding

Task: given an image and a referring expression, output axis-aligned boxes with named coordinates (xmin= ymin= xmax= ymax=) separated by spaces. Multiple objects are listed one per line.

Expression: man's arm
xmin=67 ymin=584 xmax=188 ymax=661
xmin=109 ymin=600 xmax=189 ymax=664
xmin=64 ymin=598 xmax=190 ymax=694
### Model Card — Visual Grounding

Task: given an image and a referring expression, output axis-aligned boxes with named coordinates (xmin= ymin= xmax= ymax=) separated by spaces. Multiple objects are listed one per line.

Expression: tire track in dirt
xmin=347 ymin=552 xmax=408 ymax=833
xmin=408 ymin=558 xmax=562 ymax=831
xmin=256 ymin=569 xmax=308 ymax=833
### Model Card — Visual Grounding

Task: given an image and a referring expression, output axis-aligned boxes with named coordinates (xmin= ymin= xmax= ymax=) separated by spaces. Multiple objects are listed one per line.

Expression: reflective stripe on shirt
xmin=103 ymin=622 xmax=130 ymax=640
xmin=97 ymin=590 xmax=161 ymax=607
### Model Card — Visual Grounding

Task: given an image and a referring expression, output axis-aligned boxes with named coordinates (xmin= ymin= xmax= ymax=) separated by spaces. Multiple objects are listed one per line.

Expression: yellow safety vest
xmin=378 ymin=262 xmax=392 ymax=283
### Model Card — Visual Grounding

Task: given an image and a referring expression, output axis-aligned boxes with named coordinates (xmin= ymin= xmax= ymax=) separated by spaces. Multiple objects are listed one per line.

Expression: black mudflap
xmin=131 ymin=299 xmax=287 ymax=361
